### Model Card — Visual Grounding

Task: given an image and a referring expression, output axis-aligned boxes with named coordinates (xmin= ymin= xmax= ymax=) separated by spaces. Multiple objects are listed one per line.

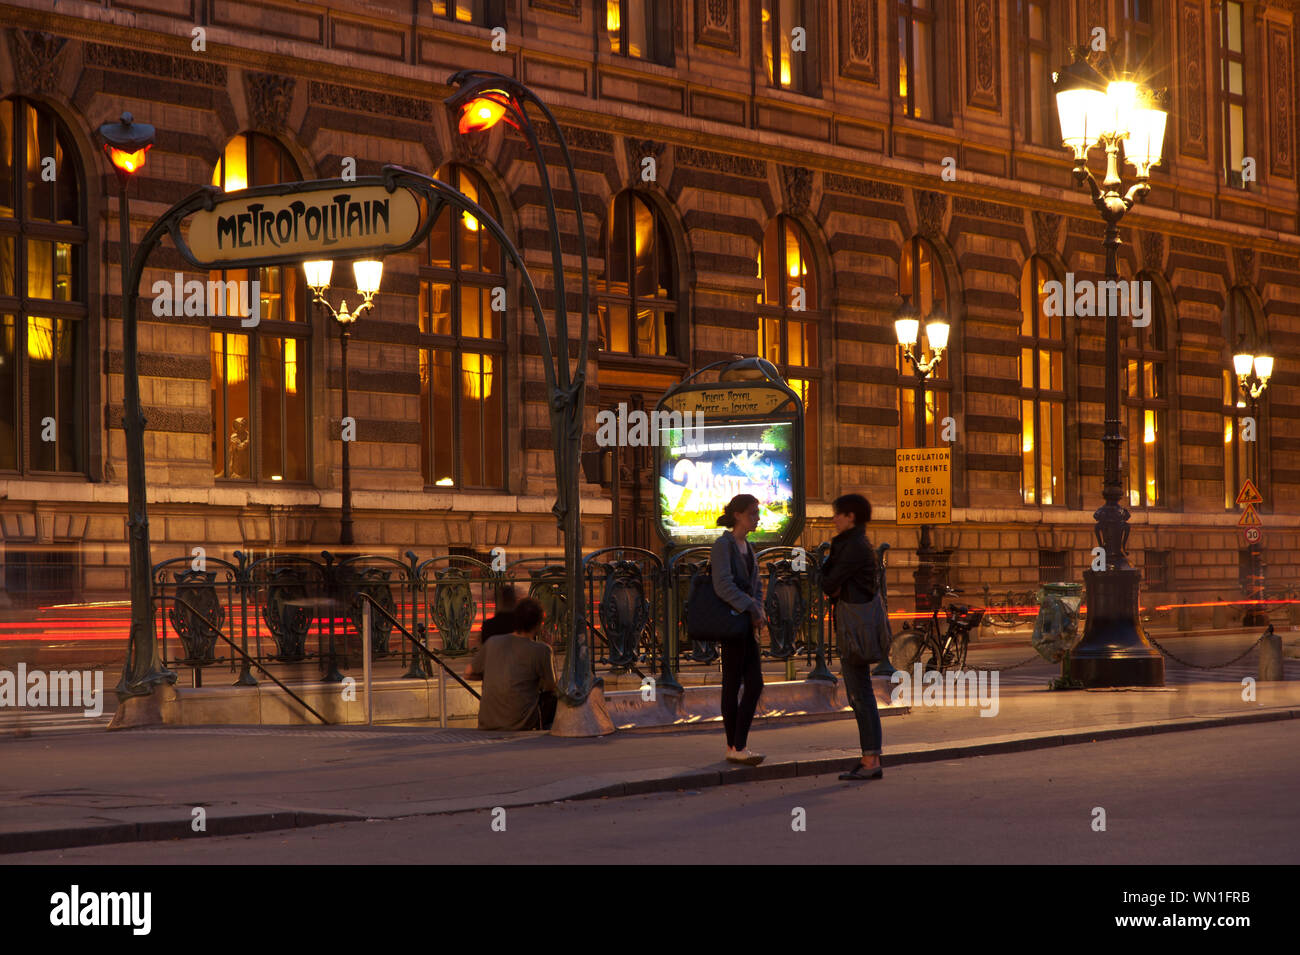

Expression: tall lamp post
xmin=1053 ymin=48 xmax=1169 ymax=686
xmin=893 ymin=296 xmax=950 ymax=611
xmin=303 ymin=259 xmax=384 ymax=546
xmin=1231 ymin=349 xmax=1274 ymax=625
xmin=100 ymin=113 xmax=176 ymax=700
xmin=445 ymin=71 xmax=611 ymax=735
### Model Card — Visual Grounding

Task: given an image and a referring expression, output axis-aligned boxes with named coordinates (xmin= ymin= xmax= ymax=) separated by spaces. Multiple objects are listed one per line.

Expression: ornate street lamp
xmin=1053 ymin=47 xmax=1169 ymax=686
xmin=303 ymin=259 xmax=384 ymax=546
xmin=1231 ymin=348 xmax=1274 ymax=625
xmin=100 ymin=112 xmax=177 ymax=701
xmin=446 ymin=71 xmax=610 ymax=735
xmin=894 ymin=296 xmax=951 ymax=613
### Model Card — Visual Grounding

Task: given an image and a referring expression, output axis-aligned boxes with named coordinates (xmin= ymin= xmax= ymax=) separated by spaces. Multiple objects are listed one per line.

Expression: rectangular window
xmin=1037 ymin=549 xmax=1068 ymax=585
xmin=3 ymin=549 xmax=80 ymax=608
xmin=898 ymin=0 xmax=937 ymax=119
xmin=1022 ymin=0 xmax=1051 ymax=144
xmin=606 ymin=1 xmax=671 ymax=65
xmin=1220 ymin=0 xmax=1247 ymax=187
xmin=1144 ymin=549 xmax=1171 ymax=591
xmin=420 ymin=348 xmax=455 ymax=487
xmin=763 ymin=0 xmax=809 ymax=92
xmin=899 ymin=386 xmax=949 ymax=448
xmin=0 ymin=314 xmax=15 ymax=469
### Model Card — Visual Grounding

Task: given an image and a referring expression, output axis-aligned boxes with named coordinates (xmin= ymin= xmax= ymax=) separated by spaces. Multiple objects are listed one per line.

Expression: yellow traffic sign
xmin=896 ymin=447 xmax=952 ymax=525
xmin=1236 ymin=479 xmax=1263 ymax=506
xmin=1238 ymin=503 xmax=1262 ymax=527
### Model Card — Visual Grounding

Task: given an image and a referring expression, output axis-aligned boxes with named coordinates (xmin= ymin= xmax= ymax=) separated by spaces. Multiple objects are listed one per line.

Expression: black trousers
xmin=720 ymin=632 xmax=764 ymax=750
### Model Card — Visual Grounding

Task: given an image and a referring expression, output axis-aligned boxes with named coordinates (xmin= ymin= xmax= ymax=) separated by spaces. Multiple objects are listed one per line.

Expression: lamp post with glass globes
xmin=1231 ymin=348 xmax=1274 ymax=625
xmin=1053 ymin=47 xmax=1169 ymax=686
xmin=303 ymin=259 xmax=384 ymax=546
xmin=893 ymin=296 xmax=951 ymax=610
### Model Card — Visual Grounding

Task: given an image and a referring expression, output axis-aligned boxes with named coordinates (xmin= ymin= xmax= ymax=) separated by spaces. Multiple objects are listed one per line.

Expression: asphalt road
xmin=13 ymin=720 xmax=1297 ymax=865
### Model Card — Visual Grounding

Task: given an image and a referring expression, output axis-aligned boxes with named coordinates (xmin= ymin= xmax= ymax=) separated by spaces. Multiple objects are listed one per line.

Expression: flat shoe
xmin=839 ymin=763 xmax=883 ymax=781
xmin=726 ymin=750 xmax=765 ymax=766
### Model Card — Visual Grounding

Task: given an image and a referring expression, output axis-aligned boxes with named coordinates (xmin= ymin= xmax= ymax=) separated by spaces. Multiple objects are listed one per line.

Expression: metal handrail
xmin=353 ymin=591 xmax=480 ymax=700
xmin=173 ymin=596 xmax=329 ymax=724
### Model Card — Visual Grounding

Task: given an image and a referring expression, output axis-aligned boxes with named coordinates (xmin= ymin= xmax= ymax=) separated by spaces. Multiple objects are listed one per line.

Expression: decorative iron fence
xmin=150 ymin=541 xmax=894 ymax=686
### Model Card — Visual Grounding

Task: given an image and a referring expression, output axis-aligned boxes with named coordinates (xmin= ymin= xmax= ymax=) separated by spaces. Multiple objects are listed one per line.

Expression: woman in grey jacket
xmin=711 ymin=493 xmax=767 ymax=765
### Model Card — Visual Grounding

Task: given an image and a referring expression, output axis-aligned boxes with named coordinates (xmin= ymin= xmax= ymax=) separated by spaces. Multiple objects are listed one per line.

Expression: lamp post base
xmin=1074 ymin=566 xmax=1164 ymax=687
xmin=550 ymin=683 xmax=616 ymax=737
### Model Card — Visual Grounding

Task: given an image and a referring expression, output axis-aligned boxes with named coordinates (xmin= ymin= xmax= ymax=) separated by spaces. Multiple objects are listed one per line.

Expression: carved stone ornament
xmin=529 ymin=0 xmax=582 ymax=16
xmin=915 ymin=190 xmax=948 ymax=238
xmin=1141 ymin=231 xmax=1165 ymax=272
xmin=1033 ymin=210 xmax=1061 ymax=255
xmin=965 ymin=0 xmax=1001 ymax=111
xmin=245 ymin=72 xmax=295 ymax=132
xmin=623 ymin=136 xmax=664 ymax=176
xmin=839 ymin=0 xmax=878 ymax=83
xmin=1234 ymin=246 xmax=1256 ymax=285
xmin=1179 ymin=1 xmax=1207 ymax=158
xmin=1269 ymin=25 xmax=1293 ymax=176
xmin=695 ymin=0 xmax=739 ymax=54
xmin=675 ymin=145 xmax=766 ymax=178
xmin=7 ymin=30 xmax=67 ymax=95
xmin=780 ymin=165 xmax=813 ymax=215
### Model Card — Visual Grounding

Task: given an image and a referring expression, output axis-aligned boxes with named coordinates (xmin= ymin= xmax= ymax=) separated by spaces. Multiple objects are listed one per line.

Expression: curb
xmin=4 ymin=705 xmax=1296 ymax=855
xmin=567 ymin=706 xmax=1300 ymax=799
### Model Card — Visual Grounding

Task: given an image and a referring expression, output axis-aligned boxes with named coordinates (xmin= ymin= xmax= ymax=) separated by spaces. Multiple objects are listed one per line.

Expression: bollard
xmin=1176 ymin=601 xmax=1191 ymax=633
xmin=363 ymin=600 xmax=373 ymax=725
xmin=1212 ymin=599 xmax=1227 ymax=629
xmin=1258 ymin=626 xmax=1283 ymax=682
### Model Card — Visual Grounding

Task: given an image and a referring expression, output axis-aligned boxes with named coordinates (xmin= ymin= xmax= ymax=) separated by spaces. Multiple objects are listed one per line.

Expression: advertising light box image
xmin=657 ymin=420 xmax=797 ymax=545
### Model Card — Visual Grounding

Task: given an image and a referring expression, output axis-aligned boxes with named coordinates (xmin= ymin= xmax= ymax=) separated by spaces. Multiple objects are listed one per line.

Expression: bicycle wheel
xmin=889 ymin=624 xmax=925 ymax=670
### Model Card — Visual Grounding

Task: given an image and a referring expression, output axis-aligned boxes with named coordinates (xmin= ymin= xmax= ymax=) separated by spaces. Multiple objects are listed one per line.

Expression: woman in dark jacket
xmin=711 ymin=493 xmax=767 ymax=766
xmin=821 ymin=493 xmax=885 ymax=781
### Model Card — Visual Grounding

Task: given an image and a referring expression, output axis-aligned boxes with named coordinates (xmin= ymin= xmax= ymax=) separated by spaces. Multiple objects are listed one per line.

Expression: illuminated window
xmin=1019 ymin=258 xmax=1065 ymax=505
xmin=0 ymin=97 xmax=85 ymax=474
xmin=897 ymin=237 xmax=950 ymax=448
xmin=599 ymin=191 xmax=677 ymax=359
xmin=420 ymin=165 xmax=506 ymax=490
xmin=1120 ymin=0 xmax=1155 ymax=74
xmin=897 ymin=0 xmax=937 ymax=119
xmin=431 ymin=0 xmax=505 ymax=27
xmin=1219 ymin=0 xmax=1247 ymax=187
xmin=209 ymin=133 xmax=308 ymax=483
xmin=762 ymin=0 xmax=811 ymax=93
xmin=1123 ymin=275 xmax=1166 ymax=507
xmin=605 ymin=0 xmax=673 ymax=65
xmin=1222 ymin=288 xmax=1262 ymax=510
xmin=758 ymin=216 xmax=822 ymax=498
xmin=1018 ymin=0 xmax=1053 ymax=145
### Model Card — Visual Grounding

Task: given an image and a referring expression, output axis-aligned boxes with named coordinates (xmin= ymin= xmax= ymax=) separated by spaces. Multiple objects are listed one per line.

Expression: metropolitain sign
xmin=174 ymin=177 xmax=426 ymax=270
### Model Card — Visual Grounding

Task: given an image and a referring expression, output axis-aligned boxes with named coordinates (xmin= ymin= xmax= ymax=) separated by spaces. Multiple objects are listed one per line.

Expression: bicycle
xmin=890 ymin=585 xmax=986 ymax=673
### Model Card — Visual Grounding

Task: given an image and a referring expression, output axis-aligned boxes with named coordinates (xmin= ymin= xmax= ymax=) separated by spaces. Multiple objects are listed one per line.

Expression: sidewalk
xmin=3 ymin=677 xmax=1297 ymax=855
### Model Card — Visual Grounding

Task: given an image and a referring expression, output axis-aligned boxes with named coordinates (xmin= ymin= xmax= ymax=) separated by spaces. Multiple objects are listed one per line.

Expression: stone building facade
xmin=0 ymin=0 xmax=1297 ymax=617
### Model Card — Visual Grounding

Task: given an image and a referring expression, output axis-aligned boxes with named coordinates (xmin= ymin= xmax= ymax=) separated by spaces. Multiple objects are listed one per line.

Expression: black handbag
xmin=835 ymin=594 xmax=891 ymax=665
xmin=685 ymin=542 xmax=754 ymax=643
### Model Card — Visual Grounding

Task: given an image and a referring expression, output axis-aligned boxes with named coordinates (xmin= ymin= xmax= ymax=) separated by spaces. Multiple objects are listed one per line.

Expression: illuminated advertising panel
xmin=658 ymin=420 xmax=797 ymax=546
xmin=654 ymin=361 xmax=805 ymax=548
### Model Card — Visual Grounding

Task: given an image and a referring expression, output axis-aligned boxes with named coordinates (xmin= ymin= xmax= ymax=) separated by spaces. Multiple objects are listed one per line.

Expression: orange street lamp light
xmin=453 ymin=89 xmax=516 ymax=134
xmin=99 ymin=112 xmax=156 ymax=183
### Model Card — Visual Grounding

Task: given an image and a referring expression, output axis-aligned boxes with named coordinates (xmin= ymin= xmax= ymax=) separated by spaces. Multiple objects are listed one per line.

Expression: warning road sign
xmin=1238 ymin=503 xmax=1262 ymax=527
xmin=1236 ymin=479 xmax=1264 ymax=506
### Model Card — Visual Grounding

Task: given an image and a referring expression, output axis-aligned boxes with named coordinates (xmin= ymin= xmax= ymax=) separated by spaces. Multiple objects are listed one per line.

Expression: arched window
xmin=1222 ymin=287 xmax=1262 ymax=510
xmin=897 ymin=237 xmax=949 ymax=448
xmin=209 ymin=133 xmax=308 ymax=483
xmin=599 ymin=191 xmax=677 ymax=359
xmin=1124 ymin=273 xmax=1167 ymax=507
xmin=0 ymin=97 xmax=86 ymax=474
xmin=1019 ymin=257 xmax=1065 ymax=505
xmin=758 ymin=216 xmax=821 ymax=498
xmin=419 ymin=164 xmax=506 ymax=489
